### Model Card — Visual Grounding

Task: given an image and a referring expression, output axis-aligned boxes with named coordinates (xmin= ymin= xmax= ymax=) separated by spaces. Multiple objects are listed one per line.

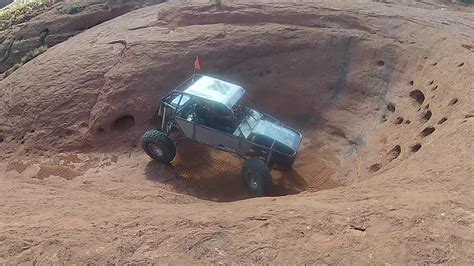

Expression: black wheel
xmin=141 ymin=130 xmax=176 ymax=163
xmin=241 ymin=157 xmax=272 ymax=196
xmin=278 ymin=156 xmax=295 ymax=171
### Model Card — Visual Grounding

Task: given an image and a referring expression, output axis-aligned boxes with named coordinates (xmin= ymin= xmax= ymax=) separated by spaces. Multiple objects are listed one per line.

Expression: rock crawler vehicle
xmin=142 ymin=75 xmax=303 ymax=196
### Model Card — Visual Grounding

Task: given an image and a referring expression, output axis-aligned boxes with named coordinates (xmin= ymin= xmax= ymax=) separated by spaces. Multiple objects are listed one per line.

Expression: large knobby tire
xmin=241 ymin=157 xmax=272 ymax=196
xmin=141 ymin=130 xmax=176 ymax=163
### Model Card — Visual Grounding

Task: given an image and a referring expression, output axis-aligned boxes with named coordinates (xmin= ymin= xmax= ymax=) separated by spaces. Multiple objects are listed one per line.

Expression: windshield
xmin=252 ymin=120 xmax=301 ymax=152
xmin=236 ymin=109 xmax=262 ymax=138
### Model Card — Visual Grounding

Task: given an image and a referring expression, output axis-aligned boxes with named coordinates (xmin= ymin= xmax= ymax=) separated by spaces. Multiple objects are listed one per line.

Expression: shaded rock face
xmin=0 ymin=0 xmax=166 ymax=75
xmin=0 ymin=4 xmax=392 ymax=151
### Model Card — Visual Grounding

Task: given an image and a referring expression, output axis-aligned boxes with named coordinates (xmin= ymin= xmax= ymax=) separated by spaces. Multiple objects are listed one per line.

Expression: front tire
xmin=241 ymin=157 xmax=272 ymax=196
xmin=141 ymin=130 xmax=176 ymax=163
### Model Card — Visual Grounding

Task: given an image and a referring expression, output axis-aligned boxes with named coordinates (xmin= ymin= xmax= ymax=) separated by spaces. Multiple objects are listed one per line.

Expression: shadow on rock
xmin=270 ymin=169 xmax=308 ymax=196
xmin=145 ymin=153 xmax=308 ymax=202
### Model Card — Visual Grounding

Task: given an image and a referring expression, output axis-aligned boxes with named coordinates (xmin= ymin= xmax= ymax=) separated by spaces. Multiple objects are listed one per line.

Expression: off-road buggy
xmin=142 ymin=75 xmax=302 ymax=196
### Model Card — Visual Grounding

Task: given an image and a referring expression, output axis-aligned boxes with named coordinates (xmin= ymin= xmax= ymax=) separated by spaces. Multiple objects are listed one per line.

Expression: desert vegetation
xmin=0 ymin=0 xmax=59 ymax=30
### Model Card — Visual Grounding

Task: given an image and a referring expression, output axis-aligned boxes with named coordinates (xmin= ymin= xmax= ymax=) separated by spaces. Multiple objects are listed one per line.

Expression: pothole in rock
xmin=421 ymin=110 xmax=432 ymax=122
xmin=394 ymin=117 xmax=404 ymax=124
xmin=448 ymin=98 xmax=459 ymax=106
xmin=112 ymin=115 xmax=135 ymax=131
xmin=420 ymin=127 xmax=436 ymax=137
xmin=388 ymin=145 xmax=401 ymax=161
xmin=438 ymin=117 xmax=448 ymax=125
xmin=410 ymin=90 xmax=425 ymax=105
xmin=369 ymin=163 xmax=381 ymax=173
xmin=387 ymin=103 xmax=396 ymax=113
xmin=410 ymin=143 xmax=422 ymax=153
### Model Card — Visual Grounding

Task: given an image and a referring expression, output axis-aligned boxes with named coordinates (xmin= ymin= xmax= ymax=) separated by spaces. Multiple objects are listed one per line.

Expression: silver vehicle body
xmin=159 ymin=75 xmax=302 ymax=166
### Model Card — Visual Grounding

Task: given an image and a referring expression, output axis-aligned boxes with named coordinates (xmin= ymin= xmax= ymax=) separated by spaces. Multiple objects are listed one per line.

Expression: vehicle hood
xmin=252 ymin=119 xmax=302 ymax=152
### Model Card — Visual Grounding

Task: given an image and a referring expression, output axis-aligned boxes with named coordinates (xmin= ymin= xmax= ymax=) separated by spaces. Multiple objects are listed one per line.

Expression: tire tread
xmin=241 ymin=157 xmax=272 ymax=196
xmin=141 ymin=130 xmax=176 ymax=163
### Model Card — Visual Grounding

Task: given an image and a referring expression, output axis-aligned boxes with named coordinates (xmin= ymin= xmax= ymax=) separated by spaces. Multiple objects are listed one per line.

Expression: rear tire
xmin=141 ymin=130 xmax=176 ymax=163
xmin=241 ymin=157 xmax=272 ymax=196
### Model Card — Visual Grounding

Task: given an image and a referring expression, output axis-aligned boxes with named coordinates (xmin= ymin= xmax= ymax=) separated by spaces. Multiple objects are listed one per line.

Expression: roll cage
xmin=157 ymin=75 xmax=302 ymax=166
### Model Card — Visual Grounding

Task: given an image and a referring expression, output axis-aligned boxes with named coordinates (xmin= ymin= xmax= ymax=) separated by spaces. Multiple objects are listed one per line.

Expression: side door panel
xmin=175 ymin=117 xmax=250 ymax=154
xmin=194 ymin=126 xmax=241 ymax=153
xmin=175 ymin=117 xmax=194 ymax=137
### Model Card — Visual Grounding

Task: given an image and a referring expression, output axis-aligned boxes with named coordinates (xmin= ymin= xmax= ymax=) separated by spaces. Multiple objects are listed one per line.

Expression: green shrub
xmin=11 ymin=63 xmax=22 ymax=72
xmin=6 ymin=45 xmax=48 ymax=75
xmin=0 ymin=0 xmax=59 ymax=31
xmin=0 ymin=39 xmax=15 ymax=63
xmin=66 ymin=5 xmax=85 ymax=15
xmin=458 ymin=0 xmax=474 ymax=4
xmin=21 ymin=45 xmax=47 ymax=63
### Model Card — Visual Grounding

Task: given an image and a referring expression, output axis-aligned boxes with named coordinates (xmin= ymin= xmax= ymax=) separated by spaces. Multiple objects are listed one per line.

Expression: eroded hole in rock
xmin=387 ymin=103 xmax=396 ymax=113
xmin=428 ymin=80 xmax=434 ymax=85
xmin=30 ymin=129 xmax=35 ymax=133
xmin=432 ymin=85 xmax=438 ymax=91
xmin=405 ymin=120 xmax=412 ymax=124
xmin=448 ymin=98 xmax=458 ymax=106
xmin=0 ymin=137 xmax=4 ymax=143
xmin=381 ymin=115 xmax=388 ymax=123
xmin=394 ymin=117 xmax=404 ymax=124
xmin=421 ymin=110 xmax=432 ymax=122
xmin=112 ymin=115 xmax=136 ymax=131
xmin=409 ymin=90 xmax=425 ymax=105
xmin=424 ymin=104 xmax=430 ymax=110
xmin=458 ymin=62 xmax=464 ymax=67
xmin=369 ymin=163 xmax=381 ymax=173
xmin=409 ymin=80 xmax=414 ymax=86
xmin=377 ymin=60 xmax=385 ymax=66
xmin=432 ymin=62 xmax=438 ymax=66
xmin=97 ymin=128 xmax=105 ymax=134
xmin=388 ymin=145 xmax=401 ymax=161
xmin=410 ymin=143 xmax=422 ymax=153
xmin=438 ymin=117 xmax=448 ymax=125
xmin=420 ymin=127 xmax=435 ymax=137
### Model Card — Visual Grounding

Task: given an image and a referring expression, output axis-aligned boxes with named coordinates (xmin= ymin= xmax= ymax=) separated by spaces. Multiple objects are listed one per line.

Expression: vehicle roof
xmin=183 ymin=76 xmax=246 ymax=108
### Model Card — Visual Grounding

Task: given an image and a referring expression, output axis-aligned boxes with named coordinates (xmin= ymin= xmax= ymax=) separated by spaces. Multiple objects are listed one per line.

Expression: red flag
xmin=194 ymin=56 xmax=201 ymax=71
